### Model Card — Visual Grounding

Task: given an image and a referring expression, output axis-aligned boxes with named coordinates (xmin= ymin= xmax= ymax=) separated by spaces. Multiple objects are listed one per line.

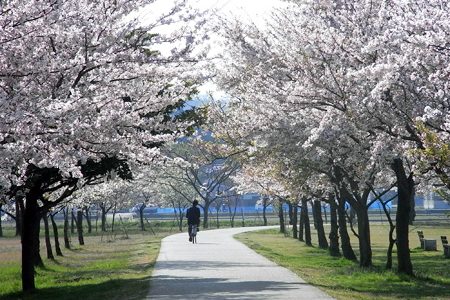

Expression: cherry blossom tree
xmin=0 ymin=0 xmax=204 ymax=291
xmin=212 ymin=0 xmax=449 ymax=275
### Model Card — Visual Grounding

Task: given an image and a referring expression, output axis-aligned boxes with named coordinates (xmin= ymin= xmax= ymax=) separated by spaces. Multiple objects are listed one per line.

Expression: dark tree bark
xmin=278 ymin=199 xmax=285 ymax=234
xmin=101 ymin=205 xmax=108 ymax=232
xmin=356 ymin=207 xmax=372 ymax=267
xmin=179 ymin=209 xmax=184 ymax=231
xmin=95 ymin=209 xmax=99 ymax=232
xmin=76 ymin=210 xmax=84 ymax=245
xmin=337 ymin=197 xmax=357 ymax=260
xmin=292 ymin=205 xmax=298 ymax=239
xmin=298 ymin=205 xmax=304 ymax=242
xmin=71 ymin=208 xmax=75 ymax=234
xmin=322 ymin=203 xmax=328 ymax=224
xmin=262 ymin=204 xmax=268 ymax=226
xmin=329 ymin=201 xmax=340 ymax=256
xmin=391 ymin=158 xmax=414 ymax=275
xmin=202 ymin=202 xmax=210 ymax=229
xmin=22 ymin=185 xmax=41 ymax=292
xmin=313 ymin=200 xmax=328 ymax=249
xmin=83 ymin=206 xmax=92 ymax=233
xmin=50 ymin=213 xmax=63 ymax=256
xmin=63 ymin=208 xmax=71 ymax=249
xmin=172 ymin=201 xmax=185 ymax=232
xmin=111 ymin=204 xmax=117 ymax=232
xmin=43 ymin=213 xmax=54 ymax=260
xmin=215 ymin=205 xmax=220 ymax=228
xmin=288 ymin=202 xmax=293 ymax=225
xmin=386 ymin=223 xmax=396 ymax=270
xmin=139 ymin=203 xmax=146 ymax=231
xmin=16 ymin=197 xmax=24 ymax=237
xmin=0 ymin=204 xmax=3 ymax=237
xmin=227 ymin=201 xmax=238 ymax=228
xmin=177 ymin=208 xmax=184 ymax=231
xmin=33 ymin=217 xmax=43 ymax=268
xmin=302 ymin=198 xmax=312 ymax=246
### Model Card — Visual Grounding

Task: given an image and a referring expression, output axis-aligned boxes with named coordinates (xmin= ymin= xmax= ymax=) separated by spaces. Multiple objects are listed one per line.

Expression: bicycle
xmin=190 ymin=224 xmax=198 ymax=244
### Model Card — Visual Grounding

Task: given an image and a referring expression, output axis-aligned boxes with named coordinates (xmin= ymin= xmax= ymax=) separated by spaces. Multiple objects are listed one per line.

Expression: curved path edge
xmin=147 ymin=226 xmax=334 ymax=299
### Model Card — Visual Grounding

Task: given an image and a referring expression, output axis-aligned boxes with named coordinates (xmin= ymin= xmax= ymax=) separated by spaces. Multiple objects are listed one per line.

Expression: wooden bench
xmin=441 ymin=236 xmax=449 ymax=258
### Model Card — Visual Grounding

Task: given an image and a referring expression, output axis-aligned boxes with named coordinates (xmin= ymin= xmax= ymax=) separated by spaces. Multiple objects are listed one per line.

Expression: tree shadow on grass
xmin=329 ymin=250 xmax=450 ymax=299
xmin=0 ymin=276 xmax=151 ymax=300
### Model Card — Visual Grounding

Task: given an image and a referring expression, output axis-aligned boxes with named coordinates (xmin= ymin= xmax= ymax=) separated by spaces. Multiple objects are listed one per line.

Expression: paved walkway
xmin=147 ymin=226 xmax=333 ymax=299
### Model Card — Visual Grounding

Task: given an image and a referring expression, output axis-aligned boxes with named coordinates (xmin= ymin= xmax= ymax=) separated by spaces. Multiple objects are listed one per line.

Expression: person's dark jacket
xmin=186 ymin=206 xmax=200 ymax=225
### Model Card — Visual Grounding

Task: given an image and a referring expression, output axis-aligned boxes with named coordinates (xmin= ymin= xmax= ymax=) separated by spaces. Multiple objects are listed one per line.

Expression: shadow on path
xmin=149 ymin=275 xmax=306 ymax=299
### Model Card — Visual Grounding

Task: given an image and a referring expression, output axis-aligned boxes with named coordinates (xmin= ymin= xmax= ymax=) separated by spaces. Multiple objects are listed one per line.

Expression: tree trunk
xmin=302 ymin=198 xmax=312 ymax=246
xmin=22 ymin=185 xmax=42 ymax=292
xmin=288 ymin=202 xmax=293 ymax=225
xmin=356 ymin=208 xmax=372 ymax=267
xmin=313 ymin=200 xmax=328 ymax=249
xmin=16 ymin=197 xmax=24 ymax=237
xmin=33 ymin=216 xmax=43 ymax=267
xmin=278 ymin=199 xmax=285 ymax=234
xmin=178 ymin=210 xmax=183 ymax=231
xmin=298 ymin=205 xmax=304 ymax=242
xmin=63 ymin=208 xmax=71 ymax=249
xmin=177 ymin=205 xmax=184 ymax=231
xmin=322 ymin=203 xmax=328 ymax=224
xmin=329 ymin=201 xmax=340 ymax=256
xmin=83 ymin=206 xmax=92 ymax=234
xmin=43 ymin=213 xmax=54 ymax=260
xmin=111 ymin=204 xmax=117 ymax=232
xmin=50 ymin=213 xmax=63 ymax=256
xmin=0 ymin=204 xmax=3 ymax=237
xmin=203 ymin=203 xmax=210 ymax=229
xmin=337 ymin=197 xmax=357 ymax=260
xmin=386 ymin=224 xmax=396 ymax=269
xmin=391 ymin=158 xmax=414 ymax=275
xmin=409 ymin=189 xmax=416 ymax=225
xmin=292 ymin=205 xmax=298 ymax=239
xmin=71 ymin=209 xmax=75 ymax=234
xmin=228 ymin=205 xmax=237 ymax=228
xmin=95 ymin=209 xmax=99 ymax=232
xmin=262 ymin=205 xmax=268 ymax=226
xmin=216 ymin=208 xmax=220 ymax=228
xmin=139 ymin=204 xmax=145 ymax=231
xmin=101 ymin=206 xmax=107 ymax=232
xmin=76 ymin=210 xmax=84 ymax=246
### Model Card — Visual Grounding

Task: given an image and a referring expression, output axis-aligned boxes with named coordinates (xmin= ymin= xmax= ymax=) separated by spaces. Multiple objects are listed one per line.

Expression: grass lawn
xmin=236 ymin=225 xmax=450 ymax=300
xmin=0 ymin=230 xmax=170 ymax=300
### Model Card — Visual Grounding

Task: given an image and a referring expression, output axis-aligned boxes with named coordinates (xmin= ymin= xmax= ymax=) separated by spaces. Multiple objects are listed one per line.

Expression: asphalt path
xmin=147 ymin=226 xmax=333 ymax=299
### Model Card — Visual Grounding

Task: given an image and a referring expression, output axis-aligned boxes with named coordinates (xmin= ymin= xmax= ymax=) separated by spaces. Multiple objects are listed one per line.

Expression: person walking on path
xmin=186 ymin=200 xmax=201 ymax=242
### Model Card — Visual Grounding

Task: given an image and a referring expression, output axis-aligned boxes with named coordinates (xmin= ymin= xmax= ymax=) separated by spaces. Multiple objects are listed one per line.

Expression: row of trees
xmin=208 ymin=0 xmax=450 ymax=276
xmin=0 ymin=0 xmax=207 ymax=292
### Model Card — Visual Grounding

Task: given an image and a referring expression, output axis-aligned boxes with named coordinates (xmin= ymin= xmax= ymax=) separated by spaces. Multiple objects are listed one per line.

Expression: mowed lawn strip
xmin=0 ymin=233 xmax=168 ymax=300
xmin=236 ymin=226 xmax=450 ymax=300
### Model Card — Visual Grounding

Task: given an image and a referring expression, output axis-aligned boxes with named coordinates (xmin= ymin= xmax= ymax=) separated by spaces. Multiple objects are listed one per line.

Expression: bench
xmin=441 ymin=236 xmax=449 ymax=258
xmin=417 ymin=230 xmax=437 ymax=251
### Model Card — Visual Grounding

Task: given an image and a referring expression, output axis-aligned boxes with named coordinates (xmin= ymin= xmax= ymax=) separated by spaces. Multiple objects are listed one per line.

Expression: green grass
xmin=0 ymin=232 xmax=169 ymax=300
xmin=236 ymin=225 xmax=450 ymax=300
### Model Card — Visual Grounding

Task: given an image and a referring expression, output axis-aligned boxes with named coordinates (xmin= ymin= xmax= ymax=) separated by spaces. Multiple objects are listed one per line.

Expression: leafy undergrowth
xmin=237 ymin=227 xmax=450 ymax=300
xmin=0 ymin=233 xmax=168 ymax=300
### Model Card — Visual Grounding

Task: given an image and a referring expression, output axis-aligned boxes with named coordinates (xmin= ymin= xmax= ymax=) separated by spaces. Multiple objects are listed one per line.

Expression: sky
xmin=193 ymin=0 xmax=280 ymax=22
xmin=135 ymin=0 xmax=283 ymax=99
xmin=192 ymin=0 xmax=283 ymax=97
